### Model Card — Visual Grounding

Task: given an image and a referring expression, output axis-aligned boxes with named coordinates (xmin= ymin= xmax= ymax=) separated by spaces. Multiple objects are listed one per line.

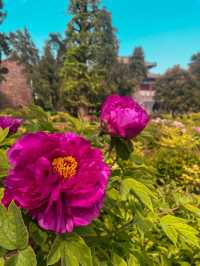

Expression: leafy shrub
xmin=0 ymin=106 xmax=200 ymax=265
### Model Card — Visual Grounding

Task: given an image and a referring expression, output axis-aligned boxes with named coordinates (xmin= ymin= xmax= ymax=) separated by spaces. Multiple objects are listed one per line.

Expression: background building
xmin=134 ymin=62 xmax=158 ymax=113
xmin=118 ymin=57 xmax=158 ymax=113
xmin=0 ymin=60 xmax=32 ymax=109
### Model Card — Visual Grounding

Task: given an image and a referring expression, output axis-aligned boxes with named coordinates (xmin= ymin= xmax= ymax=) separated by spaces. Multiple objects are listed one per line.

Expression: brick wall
xmin=0 ymin=60 xmax=33 ymax=109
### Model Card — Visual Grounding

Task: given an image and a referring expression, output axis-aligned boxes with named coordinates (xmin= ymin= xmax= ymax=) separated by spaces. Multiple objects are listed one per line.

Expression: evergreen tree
xmin=94 ymin=8 xmax=118 ymax=69
xmin=110 ymin=61 xmax=133 ymax=96
xmin=189 ymin=52 xmax=200 ymax=81
xmin=155 ymin=65 xmax=200 ymax=114
xmin=94 ymin=8 xmax=118 ymax=90
xmin=0 ymin=0 xmax=9 ymax=82
xmin=48 ymin=33 xmax=66 ymax=64
xmin=129 ymin=47 xmax=147 ymax=86
xmin=60 ymin=0 xmax=117 ymax=115
xmin=33 ymin=41 xmax=60 ymax=110
xmin=8 ymin=28 xmax=39 ymax=81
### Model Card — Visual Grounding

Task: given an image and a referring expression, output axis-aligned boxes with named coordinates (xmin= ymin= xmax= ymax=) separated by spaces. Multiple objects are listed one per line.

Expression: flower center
xmin=52 ymin=156 xmax=78 ymax=179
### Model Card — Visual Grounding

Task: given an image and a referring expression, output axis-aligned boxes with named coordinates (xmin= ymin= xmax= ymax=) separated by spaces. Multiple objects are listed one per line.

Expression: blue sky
xmin=1 ymin=0 xmax=200 ymax=73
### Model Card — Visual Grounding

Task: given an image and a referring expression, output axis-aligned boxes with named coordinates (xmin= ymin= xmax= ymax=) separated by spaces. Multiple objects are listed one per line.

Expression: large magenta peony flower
xmin=0 ymin=116 xmax=23 ymax=135
xmin=100 ymin=95 xmax=149 ymax=139
xmin=2 ymin=132 xmax=110 ymax=233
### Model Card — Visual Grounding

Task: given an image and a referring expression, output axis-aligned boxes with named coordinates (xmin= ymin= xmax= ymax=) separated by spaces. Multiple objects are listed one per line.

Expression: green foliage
xmin=60 ymin=0 xmax=118 ymax=114
xmin=8 ymin=28 xmax=39 ymax=82
xmin=189 ymin=52 xmax=200 ymax=81
xmin=33 ymin=42 xmax=60 ymax=110
xmin=0 ymin=202 xmax=28 ymax=250
xmin=5 ymin=246 xmax=37 ymax=266
xmin=121 ymin=178 xmax=156 ymax=212
xmin=47 ymin=235 xmax=92 ymax=266
xmin=0 ymin=109 xmax=200 ymax=265
xmin=155 ymin=65 xmax=200 ymax=114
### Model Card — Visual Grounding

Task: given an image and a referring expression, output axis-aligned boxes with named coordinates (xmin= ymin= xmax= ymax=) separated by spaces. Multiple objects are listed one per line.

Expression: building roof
xmin=117 ymin=56 xmax=157 ymax=69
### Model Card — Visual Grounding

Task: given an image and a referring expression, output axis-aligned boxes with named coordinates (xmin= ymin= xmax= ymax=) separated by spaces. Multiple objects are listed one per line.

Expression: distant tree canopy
xmin=0 ymin=0 xmax=9 ymax=82
xmin=2 ymin=0 xmax=200 ymax=115
xmin=111 ymin=62 xmax=133 ymax=96
xmin=155 ymin=65 xmax=200 ymax=114
xmin=8 ymin=28 xmax=39 ymax=81
xmin=111 ymin=47 xmax=147 ymax=96
xmin=60 ymin=0 xmax=118 ymax=115
xmin=189 ymin=52 xmax=200 ymax=81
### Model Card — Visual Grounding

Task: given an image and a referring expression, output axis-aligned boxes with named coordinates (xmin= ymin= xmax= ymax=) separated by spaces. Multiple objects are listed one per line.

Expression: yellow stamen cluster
xmin=52 ymin=156 xmax=78 ymax=179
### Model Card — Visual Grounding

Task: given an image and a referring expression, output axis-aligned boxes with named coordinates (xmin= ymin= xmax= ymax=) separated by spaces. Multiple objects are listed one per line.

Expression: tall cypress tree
xmin=129 ymin=47 xmax=147 ymax=86
xmin=33 ymin=41 xmax=60 ymax=110
xmin=60 ymin=0 xmax=118 ymax=115
xmin=94 ymin=8 xmax=118 ymax=70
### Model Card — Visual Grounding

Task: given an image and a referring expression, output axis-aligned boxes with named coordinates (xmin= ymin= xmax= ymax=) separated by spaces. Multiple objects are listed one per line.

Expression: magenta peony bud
xmin=100 ymin=95 xmax=149 ymax=139
xmin=0 ymin=116 xmax=23 ymax=135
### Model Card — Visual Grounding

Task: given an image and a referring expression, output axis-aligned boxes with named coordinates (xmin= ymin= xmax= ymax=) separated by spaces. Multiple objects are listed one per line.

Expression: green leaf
xmin=183 ymin=204 xmax=200 ymax=217
xmin=176 ymin=222 xmax=199 ymax=247
xmin=0 ymin=150 xmax=9 ymax=178
xmin=128 ymin=255 xmax=140 ymax=266
xmin=61 ymin=241 xmax=79 ymax=266
xmin=0 ymin=128 xmax=9 ymax=143
xmin=160 ymin=215 xmax=199 ymax=247
xmin=47 ymin=237 xmax=62 ymax=265
xmin=112 ymin=254 xmax=127 ymax=266
xmin=121 ymin=178 xmax=156 ymax=212
xmin=47 ymin=235 xmax=92 ymax=266
xmin=64 ymin=236 xmax=92 ymax=266
xmin=0 ymin=202 xmax=28 ymax=250
xmin=160 ymin=223 xmax=178 ymax=245
xmin=111 ymin=137 xmax=133 ymax=160
xmin=5 ymin=246 xmax=36 ymax=266
xmin=29 ymin=222 xmax=48 ymax=248
xmin=0 ymin=257 xmax=4 ymax=266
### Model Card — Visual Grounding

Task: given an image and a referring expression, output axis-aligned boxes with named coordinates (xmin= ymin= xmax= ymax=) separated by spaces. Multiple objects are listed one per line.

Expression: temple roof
xmin=117 ymin=56 xmax=157 ymax=69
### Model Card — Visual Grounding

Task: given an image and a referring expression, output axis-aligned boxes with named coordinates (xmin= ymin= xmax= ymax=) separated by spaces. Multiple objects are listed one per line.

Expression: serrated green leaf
xmin=0 ymin=202 xmax=28 ymax=250
xmin=112 ymin=254 xmax=127 ymax=266
xmin=183 ymin=204 xmax=200 ymax=217
xmin=160 ymin=215 xmax=199 ymax=247
xmin=160 ymin=223 xmax=178 ymax=245
xmin=176 ymin=222 xmax=199 ymax=247
xmin=5 ymin=246 xmax=36 ymax=266
xmin=121 ymin=178 xmax=156 ymax=212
